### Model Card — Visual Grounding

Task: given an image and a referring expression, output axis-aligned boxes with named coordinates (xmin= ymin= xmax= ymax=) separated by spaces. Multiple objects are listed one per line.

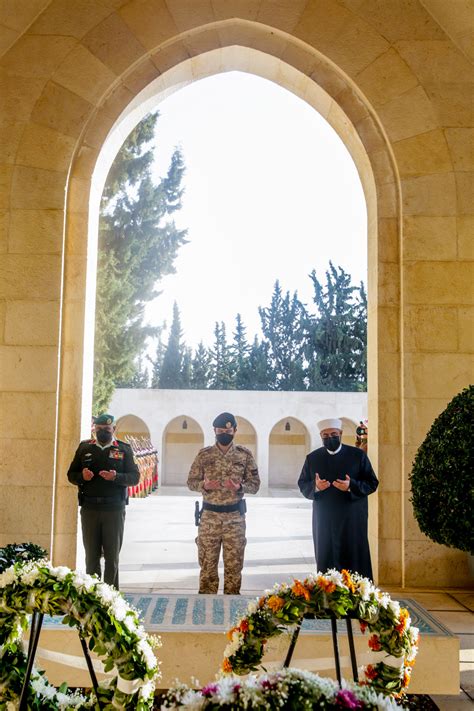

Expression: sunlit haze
xmin=145 ymin=72 xmax=367 ymax=350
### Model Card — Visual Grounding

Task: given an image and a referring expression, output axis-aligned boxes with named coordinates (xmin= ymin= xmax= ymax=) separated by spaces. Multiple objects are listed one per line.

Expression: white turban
xmin=317 ymin=418 xmax=342 ymax=431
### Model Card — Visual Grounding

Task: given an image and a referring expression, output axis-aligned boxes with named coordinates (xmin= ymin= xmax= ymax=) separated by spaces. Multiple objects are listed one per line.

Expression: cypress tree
xmin=231 ymin=313 xmax=252 ymax=389
xmin=93 ymin=111 xmax=187 ymax=412
xmin=258 ymin=281 xmax=307 ymax=390
xmin=209 ymin=322 xmax=235 ymax=390
xmin=191 ymin=342 xmax=210 ymax=389
xmin=305 ymin=262 xmax=367 ymax=391
xmin=159 ymin=302 xmax=184 ymax=388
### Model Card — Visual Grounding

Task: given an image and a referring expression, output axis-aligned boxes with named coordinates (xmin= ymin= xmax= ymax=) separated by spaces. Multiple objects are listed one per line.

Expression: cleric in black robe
xmin=298 ymin=417 xmax=378 ymax=580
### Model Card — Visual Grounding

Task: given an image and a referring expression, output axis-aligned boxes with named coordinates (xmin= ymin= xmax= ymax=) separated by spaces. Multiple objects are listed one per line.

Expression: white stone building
xmin=110 ymin=389 xmax=367 ymax=490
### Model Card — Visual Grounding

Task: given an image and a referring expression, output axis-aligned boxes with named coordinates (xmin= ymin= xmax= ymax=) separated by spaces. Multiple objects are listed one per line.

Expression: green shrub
xmin=409 ymin=385 xmax=473 ymax=553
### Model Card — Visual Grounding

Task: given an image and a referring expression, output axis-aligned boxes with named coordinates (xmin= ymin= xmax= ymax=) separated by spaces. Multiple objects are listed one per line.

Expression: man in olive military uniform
xmin=188 ymin=412 xmax=260 ymax=594
xmin=67 ymin=413 xmax=139 ymax=589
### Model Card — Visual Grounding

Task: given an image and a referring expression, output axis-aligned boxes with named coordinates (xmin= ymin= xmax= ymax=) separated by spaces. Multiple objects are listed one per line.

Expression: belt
xmin=202 ymin=501 xmax=244 ymax=513
xmin=82 ymin=496 xmax=123 ymax=505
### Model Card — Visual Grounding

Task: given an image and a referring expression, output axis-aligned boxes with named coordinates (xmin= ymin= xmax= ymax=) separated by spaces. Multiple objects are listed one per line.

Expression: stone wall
xmin=0 ymin=0 xmax=472 ymax=586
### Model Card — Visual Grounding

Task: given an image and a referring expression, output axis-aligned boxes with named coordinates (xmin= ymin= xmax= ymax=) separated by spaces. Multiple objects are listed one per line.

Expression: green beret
xmin=93 ymin=413 xmax=115 ymax=425
xmin=212 ymin=412 xmax=237 ymax=428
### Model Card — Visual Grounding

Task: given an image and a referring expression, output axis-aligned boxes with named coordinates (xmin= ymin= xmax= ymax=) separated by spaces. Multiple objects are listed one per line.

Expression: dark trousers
xmin=80 ymin=507 xmax=125 ymax=589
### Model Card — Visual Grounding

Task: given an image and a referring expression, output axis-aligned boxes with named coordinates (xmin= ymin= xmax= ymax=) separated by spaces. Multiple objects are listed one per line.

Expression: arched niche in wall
xmin=115 ymin=414 xmax=151 ymax=440
xmin=233 ymin=416 xmax=257 ymax=460
xmin=269 ymin=417 xmax=310 ymax=488
xmin=340 ymin=416 xmax=359 ymax=447
xmin=162 ymin=416 xmax=204 ymax=486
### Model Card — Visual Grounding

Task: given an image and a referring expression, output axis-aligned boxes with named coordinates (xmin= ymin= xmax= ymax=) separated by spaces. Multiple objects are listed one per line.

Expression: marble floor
xmin=75 ymin=487 xmax=474 ymax=708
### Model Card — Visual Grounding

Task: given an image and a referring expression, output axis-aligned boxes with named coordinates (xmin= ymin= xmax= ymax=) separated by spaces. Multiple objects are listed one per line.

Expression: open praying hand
xmin=315 ymin=473 xmax=351 ymax=492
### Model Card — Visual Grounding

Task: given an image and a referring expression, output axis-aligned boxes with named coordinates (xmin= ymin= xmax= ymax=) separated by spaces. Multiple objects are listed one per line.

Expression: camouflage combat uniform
xmin=187 ymin=443 xmax=260 ymax=594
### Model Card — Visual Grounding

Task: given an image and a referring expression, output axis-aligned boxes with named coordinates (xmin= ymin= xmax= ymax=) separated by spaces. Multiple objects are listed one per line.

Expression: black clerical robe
xmin=298 ymin=444 xmax=378 ymax=580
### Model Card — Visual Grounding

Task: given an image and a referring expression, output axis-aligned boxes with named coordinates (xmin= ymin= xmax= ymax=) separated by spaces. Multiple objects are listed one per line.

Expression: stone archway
xmin=268 ymin=417 xmax=310 ymax=488
xmin=162 ymin=415 xmax=204 ymax=486
xmin=233 ymin=415 xmax=257 ymax=461
xmin=2 ymin=5 xmax=471 ymax=587
xmin=115 ymin=414 xmax=151 ymax=439
xmin=57 ymin=32 xmax=398 ymax=583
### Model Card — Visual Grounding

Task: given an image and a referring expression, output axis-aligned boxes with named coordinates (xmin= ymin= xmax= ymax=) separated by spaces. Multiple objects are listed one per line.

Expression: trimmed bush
xmin=409 ymin=385 xmax=473 ymax=553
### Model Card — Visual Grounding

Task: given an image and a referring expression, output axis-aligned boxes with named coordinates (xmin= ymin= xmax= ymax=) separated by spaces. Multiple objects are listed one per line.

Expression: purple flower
xmin=334 ymin=689 xmax=364 ymax=708
xmin=232 ymin=683 xmax=242 ymax=693
xmin=261 ymin=680 xmax=277 ymax=690
xmin=201 ymin=683 xmax=218 ymax=697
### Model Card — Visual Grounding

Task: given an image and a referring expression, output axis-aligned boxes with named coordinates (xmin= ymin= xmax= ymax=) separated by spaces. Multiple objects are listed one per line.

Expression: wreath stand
xmin=19 ymin=611 xmax=103 ymax=711
xmin=283 ymin=613 xmax=359 ymax=686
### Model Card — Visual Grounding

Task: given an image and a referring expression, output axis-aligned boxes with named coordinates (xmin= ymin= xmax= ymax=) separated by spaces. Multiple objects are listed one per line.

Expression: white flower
xmin=139 ymin=679 xmax=155 ymax=699
xmin=388 ymin=600 xmax=401 ymax=619
xmin=409 ymin=626 xmax=419 ymax=644
xmin=95 ymin=582 xmax=116 ymax=604
xmin=50 ymin=566 xmax=70 ymax=580
xmin=247 ymin=600 xmax=258 ymax=615
xmin=358 ymin=579 xmax=373 ymax=601
xmin=72 ymin=571 xmax=95 ymax=592
xmin=377 ymin=592 xmax=391 ymax=609
xmin=122 ymin=613 xmax=138 ymax=632
xmin=137 ymin=639 xmax=157 ymax=669
xmin=0 ymin=567 xmax=17 ymax=588
xmin=110 ymin=596 xmax=128 ymax=621
xmin=325 ymin=569 xmax=344 ymax=587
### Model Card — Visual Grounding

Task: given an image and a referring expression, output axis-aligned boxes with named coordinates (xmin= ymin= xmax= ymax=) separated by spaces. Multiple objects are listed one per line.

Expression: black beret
xmin=212 ymin=412 xmax=237 ymax=428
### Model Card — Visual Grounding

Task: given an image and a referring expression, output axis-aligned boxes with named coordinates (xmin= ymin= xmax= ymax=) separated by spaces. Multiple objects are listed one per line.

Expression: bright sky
xmin=145 ymin=71 xmax=367 ymax=350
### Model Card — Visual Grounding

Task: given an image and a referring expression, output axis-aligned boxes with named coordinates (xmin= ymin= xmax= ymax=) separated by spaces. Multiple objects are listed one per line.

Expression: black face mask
xmin=322 ymin=435 xmax=340 ymax=452
xmin=216 ymin=433 xmax=234 ymax=446
xmin=96 ymin=429 xmax=113 ymax=445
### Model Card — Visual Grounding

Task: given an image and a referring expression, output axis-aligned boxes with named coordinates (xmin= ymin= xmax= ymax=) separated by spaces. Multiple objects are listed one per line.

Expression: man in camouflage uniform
xmin=188 ymin=412 xmax=260 ymax=594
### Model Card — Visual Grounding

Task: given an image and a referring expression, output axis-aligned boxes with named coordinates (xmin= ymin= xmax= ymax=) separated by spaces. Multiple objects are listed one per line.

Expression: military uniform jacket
xmin=67 ymin=439 xmax=140 ymax=510
xmin=187 ymin=443 xmax=260 ymax=504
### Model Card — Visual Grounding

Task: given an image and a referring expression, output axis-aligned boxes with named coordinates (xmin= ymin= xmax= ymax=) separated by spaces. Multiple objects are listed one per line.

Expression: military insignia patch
xmin=109 ymin=450 xmax=124 ymax=460
xmin=226 ymin=421 xmax=232 ymax=428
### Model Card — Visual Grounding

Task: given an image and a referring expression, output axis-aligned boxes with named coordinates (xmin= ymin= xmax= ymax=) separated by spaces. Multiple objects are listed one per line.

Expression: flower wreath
xmin=222 ymin=570 xmax=419 ymax=697
xmin=0 ymin=558 xmax=160 ymax=709
xmin=163 ymin=668 xmax=404 ymax=709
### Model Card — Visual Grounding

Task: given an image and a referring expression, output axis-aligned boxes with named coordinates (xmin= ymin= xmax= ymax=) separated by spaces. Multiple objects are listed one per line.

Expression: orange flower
xmin=226 ymin=626 xmax=238 ymax=640
xmin=291 ymin=579 xmax=311 ymax=601
xmin=222 ymin=658 xmax=233 ymax=673
xmin=396 ymin=607 xmax=410 ymax=635
xmin=368 ymin=634 xmax=381 ymax=651
xmin=239 ymin=619 xmax=249 ymax=633
xmin=317 ymin=576 xmax=336 ymax=594
xmin=364 ymin=664 xmax=378 ymax=681
xmin=258 ymin=596 xmax=266 ymax=608
xmin=402 ymin=668 xmax=412 ymax=688
xmin=342 ymin=569 xmax=356 ymax=593
xmin=267 ymin=595 xmax=285 ymax=613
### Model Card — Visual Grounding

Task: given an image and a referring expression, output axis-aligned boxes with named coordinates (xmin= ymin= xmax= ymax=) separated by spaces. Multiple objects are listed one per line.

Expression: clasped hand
xmin=82 ymin=468 xmax=116 ymax=481
xmin=315 ymin=473 xmax=350 ymax=492
xmin=204 ymin=478 xmax=240 ymax=491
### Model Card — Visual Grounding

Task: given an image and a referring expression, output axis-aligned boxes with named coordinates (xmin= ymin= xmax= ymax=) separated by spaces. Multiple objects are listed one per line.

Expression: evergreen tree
xmin=247 ymin=336 xmax=271 ymax=390
xmin=159 ymin=302 xmax=184 ymax=388
xmin=93 ymin=112 xmax=187 ymax=412
xmin=180 ymin=347 xmax=193 ymax=389
xmin=258 ymin=281 xmax=307 ymax=390
xmin=149 ymin=327 xmax=166 ymax=388
xmin=209 ymin=322 xmax=235 ymax=389
xmin=305 ymin=262 xmax=367 ymax=391
xmin=116 ymin=355 xmax=149 ymax=388
xmin=231 ymin=314 xmax=252 ymax=389
xmin=191 ymin=342 xmax=210 ymax=389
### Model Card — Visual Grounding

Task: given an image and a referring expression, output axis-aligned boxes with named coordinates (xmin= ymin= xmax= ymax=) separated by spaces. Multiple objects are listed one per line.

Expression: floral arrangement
xmin=222 ymin=570 xmax=419 ymax=697
xmin=0 ymin=557 xmax=160 ymax=709
xmin=161 ymin=668 xmax=405 ymax=709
